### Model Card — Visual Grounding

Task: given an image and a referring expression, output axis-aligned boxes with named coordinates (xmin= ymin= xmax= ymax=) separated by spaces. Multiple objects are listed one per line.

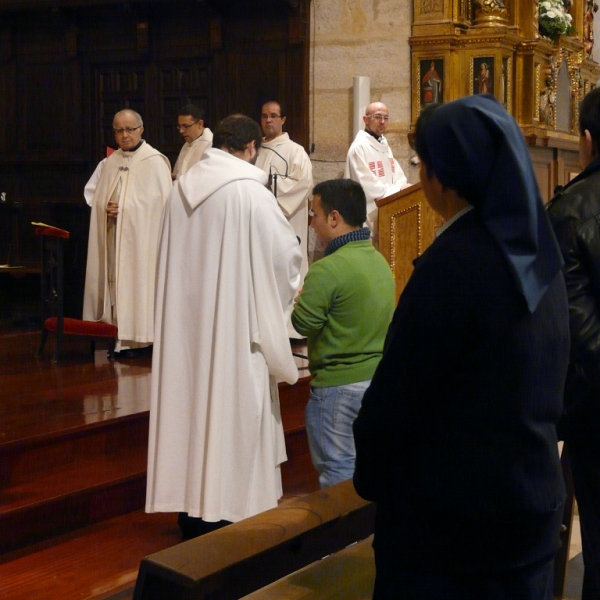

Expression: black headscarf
xmin=420 ymin=94 xmax=563 ymax=313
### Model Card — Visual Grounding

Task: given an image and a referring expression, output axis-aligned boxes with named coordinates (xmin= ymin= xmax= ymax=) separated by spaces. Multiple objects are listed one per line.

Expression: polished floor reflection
xmin=0 ymin=332 xmax=152 ymax=444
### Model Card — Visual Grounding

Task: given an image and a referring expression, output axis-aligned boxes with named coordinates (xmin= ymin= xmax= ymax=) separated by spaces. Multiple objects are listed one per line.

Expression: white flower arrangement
xmin=539 ymin=0 xmax=574 ymax=38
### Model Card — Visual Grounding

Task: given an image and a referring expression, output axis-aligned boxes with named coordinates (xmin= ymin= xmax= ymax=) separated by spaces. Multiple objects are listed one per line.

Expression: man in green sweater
xmin=292 ymin=178 xmax=395 ymax=488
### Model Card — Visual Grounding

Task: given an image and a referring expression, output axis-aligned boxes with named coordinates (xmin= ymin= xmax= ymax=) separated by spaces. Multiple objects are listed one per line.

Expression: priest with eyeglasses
xmin=83 ymin=109 xmax=172 ymax=359
xmin=344 ymin=101 xmax=409 ymax=242
xmin=172 ymin=104 xmax=213 ymax=180
xmin=255 ymin=100 xmax=313 ymax=304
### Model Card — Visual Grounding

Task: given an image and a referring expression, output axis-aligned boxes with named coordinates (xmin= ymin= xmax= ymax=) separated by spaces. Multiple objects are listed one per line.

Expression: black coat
xmin=353 ymin=209 xmax=569 ymax=577
xmin=548 ymin=156 xmax=600 ymax=442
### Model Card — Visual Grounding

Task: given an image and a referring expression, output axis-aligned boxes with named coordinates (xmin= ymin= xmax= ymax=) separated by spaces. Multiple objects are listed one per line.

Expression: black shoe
xmin=177 ymin=512 xmax=231 ymax=540
xmin=116 ymin=345 xmax=153 ymax=359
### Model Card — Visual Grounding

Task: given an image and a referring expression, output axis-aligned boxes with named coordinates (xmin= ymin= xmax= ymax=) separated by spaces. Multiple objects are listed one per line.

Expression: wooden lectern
xmin=376 ymin=182 xmax=442 ymax=302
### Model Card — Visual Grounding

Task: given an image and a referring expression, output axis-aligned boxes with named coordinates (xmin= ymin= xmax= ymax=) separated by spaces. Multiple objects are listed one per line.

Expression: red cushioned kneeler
xmin=35 ymin=226 xmax=118 ymax=361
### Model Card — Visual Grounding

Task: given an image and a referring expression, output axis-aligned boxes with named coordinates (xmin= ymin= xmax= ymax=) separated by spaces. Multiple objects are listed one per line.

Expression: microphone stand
xmin=263 ymin=146 xmax=289 ymax=199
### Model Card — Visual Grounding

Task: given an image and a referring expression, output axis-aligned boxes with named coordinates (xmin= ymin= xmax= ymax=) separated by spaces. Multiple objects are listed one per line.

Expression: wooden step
xmin=0 ymin=485 xmax=326 ymax=600
xmin=0 ymin=510 xmax=180 ymax=600
xmin=0 ymin=333 xmax=318 ymax=555
xmin=1 ymin=415 xmax=149 ymax=487
xmin=0 ymin=448 xmax=147 ymax=555
xmin=0 ymin=389 xmax=316 ymax=554
xmin=0 ymin=404 xmax=150 ymax=554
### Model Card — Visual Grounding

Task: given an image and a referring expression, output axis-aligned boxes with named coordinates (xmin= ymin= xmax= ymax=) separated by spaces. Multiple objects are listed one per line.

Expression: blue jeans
xmin=305 ymin=380 xmax=370 ymax=489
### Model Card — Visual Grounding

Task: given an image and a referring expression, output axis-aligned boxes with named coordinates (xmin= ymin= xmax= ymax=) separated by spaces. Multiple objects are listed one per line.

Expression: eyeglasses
xmin=113 ymin=126 xmax=142 ymax=134
xmin=261 ymin=113 xmax=282 ymax=120
xmin=176 ymin=120 xmax=200 ymax=131
xmin=367 ymin=114 xmax=390 ymax=121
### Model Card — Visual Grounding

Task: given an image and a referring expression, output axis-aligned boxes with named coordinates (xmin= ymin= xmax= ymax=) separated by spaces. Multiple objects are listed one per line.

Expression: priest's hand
xmin=106 ymin=201 xmax=119 ymax=219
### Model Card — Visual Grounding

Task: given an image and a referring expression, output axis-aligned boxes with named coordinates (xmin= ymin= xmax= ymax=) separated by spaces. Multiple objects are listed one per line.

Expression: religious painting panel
xmin=420 ymin=58 xmax=444 ymax=107
xmin=411 ymin=50 xmax=452 ymax=123
xmin=472 ymin=56 xmax=494 ymax=96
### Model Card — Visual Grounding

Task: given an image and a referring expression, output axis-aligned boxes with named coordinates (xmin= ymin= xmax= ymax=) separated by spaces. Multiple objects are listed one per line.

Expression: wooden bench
xmin=133 ymin=479 xmax=375 ymax=600
xmin=133 ymin=455 xmax=576 ymax=600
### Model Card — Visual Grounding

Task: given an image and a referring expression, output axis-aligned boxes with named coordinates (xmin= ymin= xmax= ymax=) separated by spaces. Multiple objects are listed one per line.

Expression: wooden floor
xmin=0 ymin=510 xmax=180 ymax=600
xmin=0 ymin=331 xmax=318 ymax=599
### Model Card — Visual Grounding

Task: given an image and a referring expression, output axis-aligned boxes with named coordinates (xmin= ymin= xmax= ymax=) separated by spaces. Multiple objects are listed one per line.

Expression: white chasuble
xmin=344 ymin=130 xmax=408 ymax=232
xmin=83 ymin=141 xmax=172 ymax=345
xmin=255 ymin=133 xmax=313 ymax=283
xmin=172 ymin=127 xmax=213 ymax=180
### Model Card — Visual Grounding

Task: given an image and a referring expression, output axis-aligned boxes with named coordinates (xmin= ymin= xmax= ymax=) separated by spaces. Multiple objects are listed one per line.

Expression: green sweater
xmin=291 ymin=239 xmax=395 ymax=387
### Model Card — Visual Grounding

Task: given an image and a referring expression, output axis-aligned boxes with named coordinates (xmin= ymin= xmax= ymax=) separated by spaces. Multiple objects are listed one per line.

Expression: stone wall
xmin=308 ymin=0 xmax=419 ymax=187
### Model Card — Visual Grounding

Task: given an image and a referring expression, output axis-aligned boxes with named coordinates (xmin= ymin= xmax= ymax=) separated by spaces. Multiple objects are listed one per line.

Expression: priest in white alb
xmin=255 ymin=100 xmax=313 ymax=282
xmin=146 ymin=115 xmax=302 ymax=538
xmin=172 ymin=103 xmax=213 ymax=180
xmin=83 ymin=109 xmax=172 ymax=358
xmin=344 ymin=101 xmax=409 ymax=239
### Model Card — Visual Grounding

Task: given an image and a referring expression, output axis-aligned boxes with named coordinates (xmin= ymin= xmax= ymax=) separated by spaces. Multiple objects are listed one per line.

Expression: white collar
xmin=435 ymin=205 xmax=473 ymax=238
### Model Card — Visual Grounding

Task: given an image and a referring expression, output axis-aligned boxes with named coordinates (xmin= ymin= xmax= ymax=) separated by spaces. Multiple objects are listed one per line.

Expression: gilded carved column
xmin=472 ymin=0 xmax=509 ymax=26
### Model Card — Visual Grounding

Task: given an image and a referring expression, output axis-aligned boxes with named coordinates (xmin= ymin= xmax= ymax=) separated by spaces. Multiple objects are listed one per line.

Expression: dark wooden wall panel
xmin=0 ymin=0 xmax=310 ymax=326
xmin=22 ymin=61 xmax=83 ymax=161
xmin=94 ymin=64 xmax=152 ymax=153
xmin=157 ymin=62 xmax=211 ymax=165
xmin=0 ymin=57 xmax=16 ymax=159
xmin=225 ymin=50 xmax=287 ymax=121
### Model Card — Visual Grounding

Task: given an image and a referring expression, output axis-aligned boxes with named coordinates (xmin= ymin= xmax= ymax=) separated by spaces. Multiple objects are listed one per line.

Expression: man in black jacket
xmin=548 ymin=86 xmax=600 ymax=600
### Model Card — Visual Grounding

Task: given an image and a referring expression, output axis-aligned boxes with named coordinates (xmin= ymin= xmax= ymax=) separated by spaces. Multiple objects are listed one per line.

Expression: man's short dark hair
xmin=213 ymin=115 xmax=263 ymax=153
xmin=312 ymin=179 xmax=366 ymax=227
xmin=178 ymin=104 xmax=205 ymax=121
xmin=262 ymin=100 xmax=286 ymax=119
xmin=579 ymin=87 xmax=600 ymax=146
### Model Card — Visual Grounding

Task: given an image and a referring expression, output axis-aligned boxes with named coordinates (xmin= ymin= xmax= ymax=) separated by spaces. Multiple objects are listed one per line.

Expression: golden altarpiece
xmin=410 ymin=0 xmax=600 ymax=201
xmin=379 ymin=0 xmax=600 ymax=300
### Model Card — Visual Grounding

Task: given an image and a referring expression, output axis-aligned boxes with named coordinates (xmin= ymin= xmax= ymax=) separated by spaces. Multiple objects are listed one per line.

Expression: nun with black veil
xmin=353 ymin=94 xmax=570 ymax=599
